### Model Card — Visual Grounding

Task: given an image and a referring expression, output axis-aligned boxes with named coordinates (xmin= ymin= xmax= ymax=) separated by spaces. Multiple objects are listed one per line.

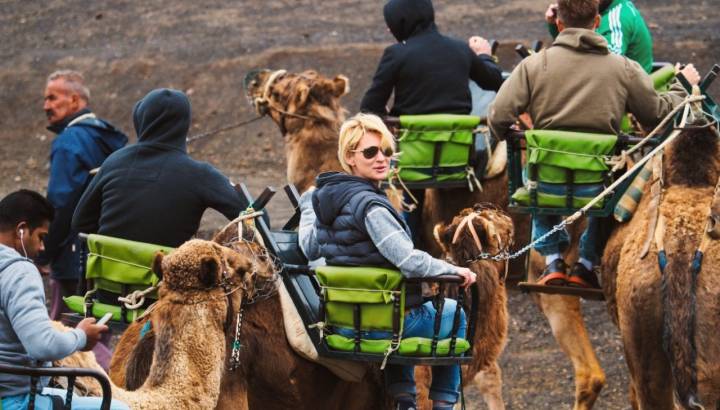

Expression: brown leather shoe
xmin=566 ymin=263 xmax=601 ymax=289
xmin=537 ymin=258 xmax=569 ymax=286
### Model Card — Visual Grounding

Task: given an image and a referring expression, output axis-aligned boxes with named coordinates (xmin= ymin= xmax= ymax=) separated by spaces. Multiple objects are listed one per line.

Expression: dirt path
xmin=2 ymin=1 xmax=718 ymax=408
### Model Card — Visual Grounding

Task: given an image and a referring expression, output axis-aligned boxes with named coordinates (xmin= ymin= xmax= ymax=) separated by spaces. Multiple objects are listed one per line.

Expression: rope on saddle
xmin=118 ymin=285 xmax=158 ymax=310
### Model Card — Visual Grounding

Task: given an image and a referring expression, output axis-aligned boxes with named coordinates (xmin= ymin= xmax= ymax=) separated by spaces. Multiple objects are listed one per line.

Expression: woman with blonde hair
xmin=299 ymin=113 xmax=476 ymax=410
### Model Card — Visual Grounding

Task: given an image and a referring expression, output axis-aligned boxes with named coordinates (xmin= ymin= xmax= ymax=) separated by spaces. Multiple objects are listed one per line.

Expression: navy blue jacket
xmin=312 ymin=172 xmax=406 ymax=267
xmin=44 ymin=109 xmax=128 ymax=279
xmin=72 ymin=89 xmax=243 ymax=247
xmin=360 ymin=0 xmax=503 ymax=116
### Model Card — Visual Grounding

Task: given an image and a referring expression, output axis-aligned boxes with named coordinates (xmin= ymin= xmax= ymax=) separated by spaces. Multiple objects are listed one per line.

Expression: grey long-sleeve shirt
xmin=0 ymin=244 xmax=87 ymax=397
xmin=298 ymin=191 xmax=457 ymax=277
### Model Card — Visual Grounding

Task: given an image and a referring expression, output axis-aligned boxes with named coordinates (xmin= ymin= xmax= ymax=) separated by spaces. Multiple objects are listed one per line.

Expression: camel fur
xmin=601 ymin=118 xmax=720 ymax=410
xmin=58 ymin=239 xmax=259 ymax=409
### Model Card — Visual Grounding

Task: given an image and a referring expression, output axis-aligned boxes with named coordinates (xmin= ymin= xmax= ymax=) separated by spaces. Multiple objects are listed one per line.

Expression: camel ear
xmin=152 ymin=252 xmax=165 ymax=281
xmin=199 ymin=256 xmax=220 ymax=289
xmin=433 ymin=223 xmax=450 ymax=255
xmin=295 ymin=82 xmax=311 ymax=108
xmin=331 ymin=75 xmax=350 ymax=97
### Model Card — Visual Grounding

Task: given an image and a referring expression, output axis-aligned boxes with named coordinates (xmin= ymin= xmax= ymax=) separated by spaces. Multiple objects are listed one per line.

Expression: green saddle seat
xmin=393 ymin=114 xmax=480 ymax=183
xmin=316 ymin=266 xmax=469 ymax=357
xmin=63 ymin=234 xmax=174 ymax=321
xmin=512 ymin=130 xmax=617 ymax=209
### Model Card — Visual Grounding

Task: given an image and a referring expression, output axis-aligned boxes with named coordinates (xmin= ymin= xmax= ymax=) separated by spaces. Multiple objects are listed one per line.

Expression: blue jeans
xmin=1 ymin=387 xmax=129 ymax=410
xmin=338 ymin=299 xmax=467 ymax=403
xmin=532 ymin=215 xmax=600 ymax=264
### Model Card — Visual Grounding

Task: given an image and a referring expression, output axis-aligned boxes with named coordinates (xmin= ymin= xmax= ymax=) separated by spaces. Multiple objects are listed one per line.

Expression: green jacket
xmin=548 ymin=0 xmax=653 ymax=73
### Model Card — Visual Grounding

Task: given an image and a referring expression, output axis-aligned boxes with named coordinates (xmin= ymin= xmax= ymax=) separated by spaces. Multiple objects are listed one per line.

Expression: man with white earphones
xmin=0 ymin=190 xmax=127 ymax=409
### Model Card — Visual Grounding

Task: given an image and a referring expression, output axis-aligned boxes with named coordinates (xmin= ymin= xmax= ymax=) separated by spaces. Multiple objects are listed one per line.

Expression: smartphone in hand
xmin=96 ymin=312 xmax=113 ymax=326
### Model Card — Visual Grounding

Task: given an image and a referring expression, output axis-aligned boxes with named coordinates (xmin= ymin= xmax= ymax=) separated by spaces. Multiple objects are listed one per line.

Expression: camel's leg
xmin=536 ymin=292 xmax=605 ymax=410
xmin=471 ymin=361 xmax=505 ymax=410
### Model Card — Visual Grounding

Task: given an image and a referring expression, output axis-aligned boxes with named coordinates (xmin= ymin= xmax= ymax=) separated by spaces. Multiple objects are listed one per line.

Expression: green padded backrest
xmin=651 ymin=65 xmax=676 ymax=92
xmin=395 ymin=114 xmax=480 ymax=182
xmin=525 ymin=130 xmax=617 ymax=184
xmin=316 ymin=266 xmax=405 ymax=331
xmin=86 ymin=234 xmax=174 ymax=288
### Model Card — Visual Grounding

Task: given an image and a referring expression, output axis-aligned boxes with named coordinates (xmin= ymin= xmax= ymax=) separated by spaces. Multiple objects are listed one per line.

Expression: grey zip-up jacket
xmin=0 ymin=244 xmax=86 ymax=397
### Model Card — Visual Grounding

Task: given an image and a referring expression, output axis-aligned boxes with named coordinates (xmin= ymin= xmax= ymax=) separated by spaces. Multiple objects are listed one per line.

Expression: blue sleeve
xmin=47 ymin=135 xmax=91 ymax=209
xmin=1 ymin=262 xmax=86 ymax=361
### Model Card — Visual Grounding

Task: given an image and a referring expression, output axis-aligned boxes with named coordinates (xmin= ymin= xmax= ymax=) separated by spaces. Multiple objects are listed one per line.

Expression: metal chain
xmin=229 ymin=306 xmax=244 ymax=371
xmin=186 ymin=116 xmax=263 ymax=143
xmin=466 ymin=215 xmax=576 ymax=263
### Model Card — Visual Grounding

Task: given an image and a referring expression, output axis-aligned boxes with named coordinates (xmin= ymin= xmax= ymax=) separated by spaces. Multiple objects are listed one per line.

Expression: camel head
xmin=154 ymin=239 xmax=253 ymax=296
xmin=244 ymin=68 xmax=349 ymax=136
xmin=433 ymin=203 xmax=514 ymax=275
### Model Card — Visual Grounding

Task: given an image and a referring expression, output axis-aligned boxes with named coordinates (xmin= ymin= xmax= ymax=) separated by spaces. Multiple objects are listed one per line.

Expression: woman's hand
xmin=456 ymin=267 xmax=477 ymax=287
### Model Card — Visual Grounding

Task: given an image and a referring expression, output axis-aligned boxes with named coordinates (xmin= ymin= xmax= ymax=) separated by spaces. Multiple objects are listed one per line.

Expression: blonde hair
xmin=47 ymin=70 xmax=90 ymax=103
xmin=337 ymin=113 xmax=396 ymax=174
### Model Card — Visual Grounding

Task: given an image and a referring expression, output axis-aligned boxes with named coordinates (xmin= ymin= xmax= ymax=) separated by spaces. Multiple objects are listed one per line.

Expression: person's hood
xmin=383 ymin=0 xmax=436 ymax=42
xmin=0 ymin=243 xmax=23 ymax=263
xmin=132 ymin=88 xmax=190 ymax=151
xmin=47 ymin=108 xmax=128 ymax=155
xmin=312 ymin=172 xmax=384 ymax=226
xmin=553 ymin=28 xmax=609 ymax=55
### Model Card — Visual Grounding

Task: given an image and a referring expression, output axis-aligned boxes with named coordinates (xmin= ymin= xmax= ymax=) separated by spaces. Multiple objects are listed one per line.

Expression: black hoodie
xmin=360 ymin=0 xmax=503 ymax=116
xmin=72 ymin=89 xmax=243 ymax=247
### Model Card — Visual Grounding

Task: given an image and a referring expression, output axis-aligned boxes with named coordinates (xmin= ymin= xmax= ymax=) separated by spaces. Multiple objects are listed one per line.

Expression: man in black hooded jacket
xmin=360 ymin=0 xmax=503 ymax=116
xmin=72 ymin=88 xmax=244 ymax=247
xmin=360 ymin=0 xmax=504 ymax=245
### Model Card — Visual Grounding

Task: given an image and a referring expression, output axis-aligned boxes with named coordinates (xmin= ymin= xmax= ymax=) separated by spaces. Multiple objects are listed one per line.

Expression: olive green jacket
xmin=489 ymin=28 xmax=684 ymax=140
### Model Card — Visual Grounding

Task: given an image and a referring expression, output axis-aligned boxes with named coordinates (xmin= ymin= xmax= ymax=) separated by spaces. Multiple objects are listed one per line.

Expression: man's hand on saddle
xmin=545 ymin=3 xmax=558 ymax=25
xmin=468 ymin=36 xmax=492 ymax=56
xmin=455 ymin=267 xmax=477 ymax=287
xmin=76 ymin=317 xmax=109 ymax=351
xmin=676 ymin=63 xmax=701 ymax=86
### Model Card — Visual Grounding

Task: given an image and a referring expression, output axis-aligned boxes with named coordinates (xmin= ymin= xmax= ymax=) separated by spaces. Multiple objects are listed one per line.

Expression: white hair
xmin=47 ymin=70 xmax=90 ymax=102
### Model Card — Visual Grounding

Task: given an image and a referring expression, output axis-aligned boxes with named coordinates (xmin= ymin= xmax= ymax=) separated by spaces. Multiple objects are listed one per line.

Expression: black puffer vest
xmin=312 ymin=172 xmax=422 ymax=307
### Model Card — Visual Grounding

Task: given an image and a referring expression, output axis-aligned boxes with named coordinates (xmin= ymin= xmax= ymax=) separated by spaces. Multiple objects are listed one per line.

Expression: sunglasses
xmin=351 ymin=146 xmax=394 ymax=160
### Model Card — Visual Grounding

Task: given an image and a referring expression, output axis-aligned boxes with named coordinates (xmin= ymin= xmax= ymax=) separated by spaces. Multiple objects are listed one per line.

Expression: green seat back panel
xmin=64 ymin=295 xmax=145 ymax=322
xmin=317 ymin=266 xmax=405 ymax=331
xmin=86 ymin=234 xmax=174 ymax=286
xmin=395 ymin=114 xmax=480 ymax=182
xmin=326 ymin=334 xmax=470 ymax=356
xmin=525 ymin=130 xmax=617 ymax=184
xmin=651 ymin=65 xmax=676 ymax=92
xmin=512 ymin=187 xmax=603 ymax=209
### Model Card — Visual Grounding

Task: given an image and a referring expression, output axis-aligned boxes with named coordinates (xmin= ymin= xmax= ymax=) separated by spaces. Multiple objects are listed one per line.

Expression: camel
xmin=244 ymin=67 xmax=611 ymax=409
xmin=104 ymin=204 xmax=514 ymax=409
xmin=243 ymin=69 xmax=348 ymax=193
xmin=600 ymin=102 xmax=720 ymax=409
xmin=57 ymin=239 xmax=266 ymax=409
xmin=430 ymin=203 xmax=514 ymax=410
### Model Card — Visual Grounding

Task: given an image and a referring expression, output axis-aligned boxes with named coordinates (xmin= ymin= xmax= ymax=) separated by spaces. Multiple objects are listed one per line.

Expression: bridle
xmin=451 ymin=210 xmax=512 ymax=280
xmin=250 ymin=69 xmax=323 ymax=135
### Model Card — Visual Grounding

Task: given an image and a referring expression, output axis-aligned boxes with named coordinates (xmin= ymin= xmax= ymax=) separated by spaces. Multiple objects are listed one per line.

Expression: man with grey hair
xmin=39 ymin=70 xmax=128 ymax=318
